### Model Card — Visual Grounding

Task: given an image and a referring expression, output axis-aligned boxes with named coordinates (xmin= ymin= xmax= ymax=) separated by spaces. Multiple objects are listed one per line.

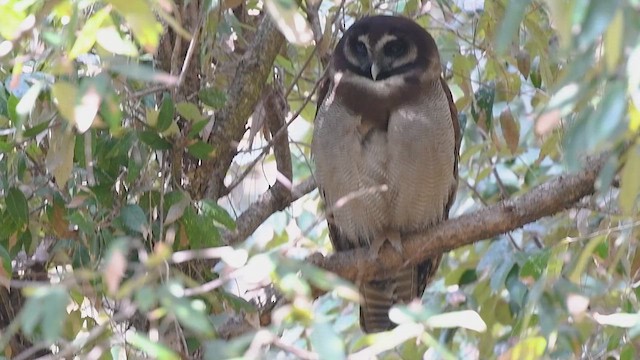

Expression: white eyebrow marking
xmin=376 ymin=34 xmax=398 ymax=50
xmin=357 ymin=34 xmax=370 ymax=46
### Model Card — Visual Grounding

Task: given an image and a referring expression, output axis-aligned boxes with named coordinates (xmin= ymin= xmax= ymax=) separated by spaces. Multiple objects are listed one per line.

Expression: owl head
xmin=332 ymin=16 xmax=443 ymax=85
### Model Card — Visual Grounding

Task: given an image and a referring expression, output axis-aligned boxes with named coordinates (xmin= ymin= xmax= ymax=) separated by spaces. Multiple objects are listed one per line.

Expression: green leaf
xmin=23 ymin=119 xmax=52 ymax=138
xmin=68 ymin=6 xmax=112 ymax=59
xmin=218 ymin=291 xmax=256 ymax=313
xmin=279 ymin=272 xmax=311 ymax=297
xmin=164 ymin=193 xmax=189 ymax=225
xmin=156 ymin=94 xmax=174 ymax=132
xmin=0 ymin=82 xmax=8 ymax=117
xmin=181 ymin=206 xmax=221 ymax=249
xmin=187 ymin=141 xmax=215 ymax=160
xmin=264 ymin=0 xmax=313 ymax=46
xmin=594 ymin=312 xmax=640 ymax=328
xmin=20 ymin=286 xmax=69 ymax=342
xmin=100 ymin=91 xmax=123 ymax=131
xmin=621 ymin=344 xmax=636 ymax=360
xmin=565 ymin=81 xmax=626 ymax=168
xmin=120 ymin=204 xmax=149 ymax=236
xmin=0 ymin=140 xmax=12 ymax=153
xmin=187 ymin=119 xmax=210 ymax=138
xmin=604 ymin=9 xmax=624 ymax=71
xmin=479 ymin=240 xmax=515 ymax=291
xmin=458 ymin=269 xmax=478 ymax=285
xmin=67 ymin=211 xmax=96 ymax=235
xmin=275 ymin=55 xmax=296 ymax=74
xmin=0 ymin=244 xmax=11 ymax=276
xmin=505 ymin=265 xmax=527 ymax=313
xmin=471 ymin=84 xmax=495 ymax=130
xmin=205 ymin=337 xmax=254 ymax=359
xmin=96 ymin=25 xmax=140 ymax=57
xmin=501 ymin=336 xmax=547 ymax=359
xmin=7 ymin=95 xmax=19 ymax=123
xmin=109 ymin=63 xmax=178 ymax=85
xmin=138 ymin=130 xmax=172 ymax=150
xmin=298 ymin=261 xmax=359 ymax=301
xmin=160 ymin=283 xmax=215 ymax=336
xmin=569 ymin=235 xmax=606 ymax=283
xmin=45 ymin=126 xmax=76 ymax=187
xmin=452 ymin=54 xmax=476 ymax=82
xmin=51 ymin=80 xmax=100 ymax=133
xmin=0 ymin=1 xmax=26 ymax=40
xmin=105 ymin=0 xmax=163 ymax=52
xmin=520 ymin=249 xmax=551 ymax=281
xmin=16 ymin=81 xmax=43 ymax=117
xmin=176 ymin=102 xmax=206 ymax=122
xmin=134 ymin=286 xmax=157 ymax=312
xmin=127 ymin=332 xmax=180 ymax=360
xmin=40 ymin=288 xmax=69 ymax=341
xmin=51 ymin=81 xmax=78 ymax=126
xmin=310 ymin=321 xmax=346 ymax=360
xmin=495 ymin=0 xmax=531 ymax=54
xmin=424 ymin=310 xmax=487 ymax=332
xmin=199 ymin=88 xmax=227 ymax=109
xmin=494 ymin=298 xmax=513 ymax=325
xmin=577 ymin=0 xmax=621 ymax=49
xmin=6 ymin=187 xmax=28 ymax=228
xmin=620 ymin=144 xmax=640 ymax=215
xmin=202 ymin=200 xmax=236 ymax=230
xmin=530 ymin=67 xmax=542 ymax=89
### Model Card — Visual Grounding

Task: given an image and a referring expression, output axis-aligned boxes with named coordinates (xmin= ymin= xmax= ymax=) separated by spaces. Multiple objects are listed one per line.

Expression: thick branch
xmin=223 ymin=177 xmax=317 ymax=245
xmin=191 ymin=15 xmax=285 ymax=199
xmin=215 ymin=153 xmax=615 ymax=341
xmin=312 ymin=155 xmax=608 ymax=282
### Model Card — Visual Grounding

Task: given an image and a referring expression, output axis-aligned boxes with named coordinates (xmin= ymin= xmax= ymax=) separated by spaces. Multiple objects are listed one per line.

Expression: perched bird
xmin=312 ymin=15 xmax=461 ymax=333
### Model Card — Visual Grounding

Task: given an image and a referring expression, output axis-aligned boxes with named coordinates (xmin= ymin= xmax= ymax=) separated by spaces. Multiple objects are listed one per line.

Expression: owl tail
xmin=359 ymin=256 xmax=441 ymax=333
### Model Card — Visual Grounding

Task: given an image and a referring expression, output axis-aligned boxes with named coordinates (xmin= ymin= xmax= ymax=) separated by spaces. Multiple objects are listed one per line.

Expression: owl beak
xmin=370 ymin=62 xmax=380 ymax=81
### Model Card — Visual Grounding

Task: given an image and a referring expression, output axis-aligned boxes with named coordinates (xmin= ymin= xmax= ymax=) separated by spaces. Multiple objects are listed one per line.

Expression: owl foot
xmin=307 ymin=252 xmax=325 ymax=265
xmin=369 ymin=230 xmax=403 ymax=257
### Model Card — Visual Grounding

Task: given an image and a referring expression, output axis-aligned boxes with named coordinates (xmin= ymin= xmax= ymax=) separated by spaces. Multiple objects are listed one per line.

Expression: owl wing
xmin=413 ymin=77 xmax=460 ymax=297
xmin=441 ymin=76 xmax=461 ymax=218
xmin=313 ymin=75 xmax=358 ymax=252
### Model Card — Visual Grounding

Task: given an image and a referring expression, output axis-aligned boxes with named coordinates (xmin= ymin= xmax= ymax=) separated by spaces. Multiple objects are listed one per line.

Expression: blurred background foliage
xmin=0 ymin=0 xmax=639 ymax=358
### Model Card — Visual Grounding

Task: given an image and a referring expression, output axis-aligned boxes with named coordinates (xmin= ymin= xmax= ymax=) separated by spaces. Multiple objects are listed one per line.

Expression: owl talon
xmin=386 ymin=231 xmax=403 ymax=253
xmin=369 ymin=230 xmax=403 ymax=257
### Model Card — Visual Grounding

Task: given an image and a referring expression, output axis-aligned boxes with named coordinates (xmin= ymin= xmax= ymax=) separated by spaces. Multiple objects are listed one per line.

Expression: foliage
xmin=0 ymin=0 xmax=639 ymax=359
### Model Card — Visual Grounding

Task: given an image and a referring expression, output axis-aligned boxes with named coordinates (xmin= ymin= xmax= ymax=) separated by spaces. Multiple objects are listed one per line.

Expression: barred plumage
xmin=312 ymin=15 xmax=461 ymax=333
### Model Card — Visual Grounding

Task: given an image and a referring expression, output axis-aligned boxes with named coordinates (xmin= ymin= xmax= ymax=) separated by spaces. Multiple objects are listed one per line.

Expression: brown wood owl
xmin=312 ymin=15 xmax=461 ymax=333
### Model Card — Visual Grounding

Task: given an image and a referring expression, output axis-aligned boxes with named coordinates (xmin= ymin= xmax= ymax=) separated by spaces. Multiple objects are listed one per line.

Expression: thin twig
xmin=38 ymin=304 xmax=137 ymax=360
xmin=13 ymin=342 xmax=52 ymax=360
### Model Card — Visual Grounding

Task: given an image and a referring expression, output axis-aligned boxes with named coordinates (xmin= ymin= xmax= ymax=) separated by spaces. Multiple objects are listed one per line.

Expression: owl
xmin=312 ymin=15 xmax=461 ymax=333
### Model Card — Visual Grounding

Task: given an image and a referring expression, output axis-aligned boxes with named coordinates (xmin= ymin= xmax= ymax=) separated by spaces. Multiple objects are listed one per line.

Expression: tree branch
xmin=191 ymin=15 xmax=285 ymax=200
xmin=215 ymin=152 xmax=617 ymax=341
xmin=265 ymin=82 xmax=293 ymax=192
xmin=223 ymin=177 xmax=317 ymax=245
xmin=311 ymin=154 xmax=609 ymax=282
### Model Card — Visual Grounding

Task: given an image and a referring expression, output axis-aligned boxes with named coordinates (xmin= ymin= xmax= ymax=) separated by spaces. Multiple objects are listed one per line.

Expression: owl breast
xmin=312 ymin=81 xmax=456 ymax=248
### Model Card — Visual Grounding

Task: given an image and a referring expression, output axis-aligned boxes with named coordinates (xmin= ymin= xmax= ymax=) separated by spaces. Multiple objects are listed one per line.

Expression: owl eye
xmin=384 ymin=40 xmax=408 ymax=57
xmin=353 ymin=41 xmax=368 ymax=57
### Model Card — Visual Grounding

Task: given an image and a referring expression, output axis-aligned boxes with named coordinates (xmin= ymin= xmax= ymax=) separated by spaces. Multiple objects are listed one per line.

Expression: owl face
xmin=333 ymin=16 xmax=442 ymax=84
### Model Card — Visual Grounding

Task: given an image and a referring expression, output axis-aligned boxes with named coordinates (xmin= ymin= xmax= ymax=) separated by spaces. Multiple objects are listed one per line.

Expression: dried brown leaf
xmin=104 ymin=249 xmax=127 ymax=294
xmin=500 ymin=108 xmax=520 ymax=154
